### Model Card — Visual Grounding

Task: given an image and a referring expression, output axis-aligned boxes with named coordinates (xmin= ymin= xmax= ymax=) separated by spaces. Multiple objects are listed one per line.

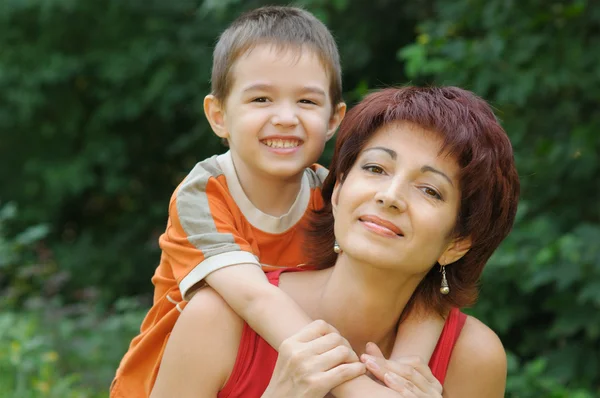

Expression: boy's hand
xmin=360 ymin=342 xmax=442 ymax=398
xmin=263 ymin=320 xmax=366 ymax=398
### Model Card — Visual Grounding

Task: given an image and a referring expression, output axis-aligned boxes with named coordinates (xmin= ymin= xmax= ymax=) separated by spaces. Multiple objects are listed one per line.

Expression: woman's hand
xmin=262 ymin=320 xmax=366 ymax=398
xmin=360 ymin=342 xmax=443 ymax=398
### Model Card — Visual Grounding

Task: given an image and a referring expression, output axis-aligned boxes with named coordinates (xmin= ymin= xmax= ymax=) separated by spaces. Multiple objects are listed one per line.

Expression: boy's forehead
xmin=239 ymin=42 xmax=317 ymax=62
xmin=229 ymin=43 xmax=330 ymax=88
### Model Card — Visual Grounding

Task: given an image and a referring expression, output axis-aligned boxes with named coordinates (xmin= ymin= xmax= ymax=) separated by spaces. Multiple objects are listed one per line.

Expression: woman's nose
xmin=374 ymin=183 xmax=408 ymax=212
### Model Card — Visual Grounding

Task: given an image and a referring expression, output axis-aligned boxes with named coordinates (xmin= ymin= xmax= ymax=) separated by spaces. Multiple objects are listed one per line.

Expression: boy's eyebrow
xmin=242 ymin=83 xmax=274 ymax=93
xmin=242 ymin=83 xmax=326 ymax=97
xmin=298 ymin=86 xmax=327 ymax=97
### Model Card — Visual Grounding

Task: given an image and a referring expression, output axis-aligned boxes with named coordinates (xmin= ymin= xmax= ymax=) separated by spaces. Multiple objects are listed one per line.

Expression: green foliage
xmin=506 ymin=354 xmax=596 ymax=398
xmin=0 ymin=312 xmax=85 ymax=398
xmin=1 ymin=0 xmax=598 ymax=396
xmin=0 ymin=206 xmax=145 ymax=397
xmin=0 ymin=302 xmax=145 ymax=397
xmin=0 ymin=203 xmax=52 ymax=307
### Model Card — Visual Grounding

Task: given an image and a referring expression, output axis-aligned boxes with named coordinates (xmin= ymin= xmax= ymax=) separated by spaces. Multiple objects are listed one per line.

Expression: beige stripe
xmin=218 ymin=151 xmax=311 ymax=234
xmin=175 ymin=154 xmax=243 ymax=298
xmin=180 ymin=251 xmax=260 ymax=301
xmin=314 ymin=165 xmax=330 ymax=187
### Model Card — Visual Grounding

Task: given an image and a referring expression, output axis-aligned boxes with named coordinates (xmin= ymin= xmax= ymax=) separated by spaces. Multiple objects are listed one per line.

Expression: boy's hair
xmin=211 ymin=6 xmax=343 ymax=107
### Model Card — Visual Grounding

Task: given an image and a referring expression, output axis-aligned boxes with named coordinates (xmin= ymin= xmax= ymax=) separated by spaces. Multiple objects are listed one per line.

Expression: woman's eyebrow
xmin=362 ymin=146 xmax=397 ymax=159
xmin=421 ymin=165 xmax=453 ymax=186
xmin=362 ymin=147 xmax=454 ymax=186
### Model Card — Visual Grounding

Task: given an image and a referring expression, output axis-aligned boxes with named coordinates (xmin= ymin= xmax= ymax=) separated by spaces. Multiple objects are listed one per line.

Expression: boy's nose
xmin=271 ymin=103 xmax=299 ymax=127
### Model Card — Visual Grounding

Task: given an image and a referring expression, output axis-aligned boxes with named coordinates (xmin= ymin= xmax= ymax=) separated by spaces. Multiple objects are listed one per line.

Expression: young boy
xmin=112 ymin=6 xmax=443 ymax=397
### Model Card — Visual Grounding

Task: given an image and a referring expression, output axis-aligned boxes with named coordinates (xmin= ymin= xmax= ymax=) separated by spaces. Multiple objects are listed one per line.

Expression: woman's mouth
xmin=359 ymin=215 xmax=404 ymax=238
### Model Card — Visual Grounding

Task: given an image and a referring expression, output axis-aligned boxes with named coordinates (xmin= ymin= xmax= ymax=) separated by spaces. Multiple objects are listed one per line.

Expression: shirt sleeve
xmin=159 ymin=166 xmax=260 ymax=300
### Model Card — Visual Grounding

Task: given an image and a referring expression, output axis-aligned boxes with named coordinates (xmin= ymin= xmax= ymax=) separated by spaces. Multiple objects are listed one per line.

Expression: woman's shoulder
xmin=443 ymin=314 xmax=507 ymax=397
xmin=151 ymin=287 xmax=244 ymax=396
xmin=180 ymin=287 xmax=245 ymax=355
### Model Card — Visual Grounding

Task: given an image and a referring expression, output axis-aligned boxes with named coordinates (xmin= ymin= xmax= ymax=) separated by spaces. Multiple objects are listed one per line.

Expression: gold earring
xmin=333 ymin=241 xmax=341 ymax=254
xmin=440 ymin=264 xmax=450 ymax=295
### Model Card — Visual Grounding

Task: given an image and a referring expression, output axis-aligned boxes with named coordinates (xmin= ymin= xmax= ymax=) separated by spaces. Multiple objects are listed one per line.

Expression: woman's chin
xmin=341 ymin=245 xmax=437 ymax=276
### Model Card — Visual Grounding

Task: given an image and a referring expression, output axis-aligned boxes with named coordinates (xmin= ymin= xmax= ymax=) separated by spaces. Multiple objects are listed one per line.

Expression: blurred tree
xmin=0 ymin=0 xmax=224 ymax=299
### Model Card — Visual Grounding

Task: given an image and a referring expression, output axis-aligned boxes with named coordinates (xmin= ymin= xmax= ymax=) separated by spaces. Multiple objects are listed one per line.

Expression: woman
xmin=151 ymin=86 xmax=520 ymax=397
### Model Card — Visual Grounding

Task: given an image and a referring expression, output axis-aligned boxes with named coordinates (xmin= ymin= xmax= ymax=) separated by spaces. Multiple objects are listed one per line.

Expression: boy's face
xmin=205 ymin=44 xmax=345 ymax=181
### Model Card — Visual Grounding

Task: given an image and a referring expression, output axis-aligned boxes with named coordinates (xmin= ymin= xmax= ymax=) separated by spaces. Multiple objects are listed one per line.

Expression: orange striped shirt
xmin=111 ymin=151 xmax=327 ymax=398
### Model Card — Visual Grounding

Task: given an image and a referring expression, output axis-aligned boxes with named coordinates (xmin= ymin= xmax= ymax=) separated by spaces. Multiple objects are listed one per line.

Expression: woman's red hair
xmin=306 ymin=86 xmax=520 ymax=316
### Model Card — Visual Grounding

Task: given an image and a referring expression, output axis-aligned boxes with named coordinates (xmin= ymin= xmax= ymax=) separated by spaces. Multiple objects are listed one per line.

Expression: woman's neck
xmin=283 ymin=255 xmax=427 ymax=357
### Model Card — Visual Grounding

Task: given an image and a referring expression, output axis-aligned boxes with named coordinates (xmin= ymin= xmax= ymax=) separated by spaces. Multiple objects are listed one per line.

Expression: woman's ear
xmin=204 ymin=94 xmax=229 ymax=139
xmin=438 ymin=236 xmax=472 ymax=266
xmin=326 ymin=102 xmax=347 ymax=141
xmin=331 ymin=177 xmax=344 ymax=218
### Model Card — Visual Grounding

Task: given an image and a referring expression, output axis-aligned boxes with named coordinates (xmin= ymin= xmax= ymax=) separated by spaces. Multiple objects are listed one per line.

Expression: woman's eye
xmin=422 ymin=187 xmax=442 ymax=200
xmin=363 ymin=165 xmax=385 ymax=175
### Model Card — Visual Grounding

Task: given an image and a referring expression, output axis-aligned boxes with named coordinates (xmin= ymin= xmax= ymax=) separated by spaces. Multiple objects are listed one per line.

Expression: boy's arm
xmin=390 ymin=310 xmax=444 ymax=363
xmin=205 ymin=263 xmax=314 ymax=349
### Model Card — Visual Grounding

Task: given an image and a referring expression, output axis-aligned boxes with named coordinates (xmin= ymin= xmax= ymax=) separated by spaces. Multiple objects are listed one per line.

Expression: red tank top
xmin=218 ymin=271 xmax=467 ymax=398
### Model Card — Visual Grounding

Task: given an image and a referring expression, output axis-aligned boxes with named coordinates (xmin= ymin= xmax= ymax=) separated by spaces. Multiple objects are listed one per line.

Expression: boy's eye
xmin=421 ymin=186 xmax=442 ymax=200
xmin=362 ymin=165 xmax=385 ymax=175
xmin=252 ymin=97 xmax=269 ymax=103
xmin=299 ymin=99 xmax=317 ymax=105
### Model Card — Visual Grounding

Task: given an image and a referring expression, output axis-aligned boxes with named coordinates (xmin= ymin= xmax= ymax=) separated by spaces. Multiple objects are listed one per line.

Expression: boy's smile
xmin=261 ymin=137 xmax=302 ymax=154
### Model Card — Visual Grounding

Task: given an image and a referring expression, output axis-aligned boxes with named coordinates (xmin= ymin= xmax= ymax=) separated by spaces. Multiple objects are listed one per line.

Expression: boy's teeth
xmin=264 ymin=139 xmax=300 ymax=148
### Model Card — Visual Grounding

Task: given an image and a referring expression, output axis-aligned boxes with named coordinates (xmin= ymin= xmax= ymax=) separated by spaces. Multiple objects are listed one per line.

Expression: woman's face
xmin=332 ymin=121 xmax=469 ymax=275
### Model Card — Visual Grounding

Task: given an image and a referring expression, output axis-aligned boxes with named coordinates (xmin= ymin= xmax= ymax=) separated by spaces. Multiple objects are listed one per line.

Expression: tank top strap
xmin=429 ymin=308 xmax=467 ymax=385
xmin=218 ymin=269 xmax=302 ymax=398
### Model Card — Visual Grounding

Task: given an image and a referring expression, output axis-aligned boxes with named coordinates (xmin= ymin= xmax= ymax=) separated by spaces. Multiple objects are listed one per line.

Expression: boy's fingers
xmin=295 ymin=319 xmax=339 ymax=343
xmin=319 ymin=362 xmax=366 ymax=390
xmin=313 ymin=344 xmax=357 ymax=372
xmin=309 ymin=333 xmax=353 ymax=357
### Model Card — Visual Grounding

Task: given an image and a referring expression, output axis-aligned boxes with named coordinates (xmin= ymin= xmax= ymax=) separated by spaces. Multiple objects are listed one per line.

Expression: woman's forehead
xmin=362 ymin=121 xmax=444 ymax=155
xmin=358 ymin=122 xmax=460 ymax=177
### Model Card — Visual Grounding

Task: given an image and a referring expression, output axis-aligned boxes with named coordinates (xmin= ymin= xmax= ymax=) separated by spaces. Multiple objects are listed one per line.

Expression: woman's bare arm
xmin=150 ymin=287 xmax=243 ymax=398
xmin=443 ymin=316 xmax=507 ymax=398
